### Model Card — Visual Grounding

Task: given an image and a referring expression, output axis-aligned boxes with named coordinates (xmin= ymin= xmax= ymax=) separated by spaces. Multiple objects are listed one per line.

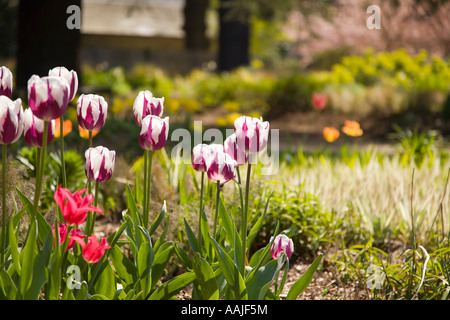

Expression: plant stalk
xmin=241 ymin=162 xmax=252 ymax=276
xmin=1 ymin=144 xmax=7 ymax=265
xmin=198 ymin=171 xmax=204 ymax=247
xmin=213 ymin=180 xmax=220 ymax=238
xmin=145 ymin=150 xmax=153 ymax=230
xmin=34 ymin=121 xmax=49 ymax=211
xmin=60 ymin=115 xmax=67 ymax=188
xmin=143 ymin=150 xmax=148 ymax=227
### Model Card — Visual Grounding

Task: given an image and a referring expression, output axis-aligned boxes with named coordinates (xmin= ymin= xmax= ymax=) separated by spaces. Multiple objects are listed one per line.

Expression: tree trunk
xmin=16 ymin=0 xmax=81 ymax=94
xmin=183 ymin=0 xmax=209 ymax=51
xmin=218 ymin=0 xmax=250 ymax=72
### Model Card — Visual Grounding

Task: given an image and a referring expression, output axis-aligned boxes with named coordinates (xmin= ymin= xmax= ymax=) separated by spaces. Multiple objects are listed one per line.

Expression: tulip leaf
xmin=174 ymin=243 xmax=192 ymax=270
xmin=246 ymin=253 xmax=286 ymax=300
xmin=286 ymin=254 xmax=322 ymax=300
xmin=183 ymin=218 xmax=199 ymax=253
xmin=110 ymin=245 xmax=138 ymax=285
xmin=148 ymin=271 xmax=196 ymax=300
xmin=19 ymin=219 xmax=37 ymax=296
xmin=94 ymin=262 xmax=116 ymax=300
xmin=247 ymin=192 xmax=272 ymax=249
xmin=210 ymin=236 xmax=247 ymax=300
xmin=8 ymin=219 xmax=21 ymax=276
xmin=151 ymin=244 xmax=174 ymax=290
xmin=153 ymin=218 xmax=170 ymax=254
xmin=149 ymin=201 xmax=167 ymax=236
xmin=0 ymin=268 xmax=18 ymax=299
xmin=192 ymin=252 xmax=219 ymax=300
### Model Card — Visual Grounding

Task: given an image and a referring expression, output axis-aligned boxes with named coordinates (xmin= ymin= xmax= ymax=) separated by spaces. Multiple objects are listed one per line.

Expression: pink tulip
xmin=205 ymin=148 xmax=237 ymax=185
xmin=77 ymin=94 xmax=108 ymax=132
xmin=312 ymin=93 xmax=327 ymax=111
xmin=27 ymin=75 xmax=69 ymax=121
xmin=138 ymin=115 xmax=169 ymax=151
xmin=192 ymin=144 xmax=212 ymax=172
xmin=0 ymin=96 xmax=23 ymax=145
xmin=0 ymin=66 xmax=13 ymax=98
xmin=133 ymin=91 xmax=164 ymax=126
xmin=52 ymin=222 xmax=86 ymax=250
xmin=81 ymin=235 xmax=111 ymax=264
xmin=234 ymin=116 xmax=270 ymax=154
xmin=48 ymin=66 xmax=78 ymax=102
xmin=270 ymin=234 xmax=294 ymax=259
xmin=224 ymin=133 xmax=248 ymax=166
xmin=54 ymin=185 xmax=103 ymax=226
xmin=85 ymin=146 xmax=116 ymax=183
xmin=23 ymin=108 xmax=55 ymax=147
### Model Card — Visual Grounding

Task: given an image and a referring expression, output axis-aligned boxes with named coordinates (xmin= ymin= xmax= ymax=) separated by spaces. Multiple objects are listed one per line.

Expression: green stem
xmin=34 ymin=121 xmax=49 ymax=211
xmin=85 ymin=132 xmax=94 ymax=235
xmin=1 ymin=144 xmax=7 ymax=265
xmin=241 ymin=161 xmax=252 ymax=276
xmin=198 ymin=171 xmax=205 ymax=247
xmin=213 ymin=180 xmax=220 ymax=238
xmin=145 ymin=150 xmax=153 ymax=230
xmin=60 ymin=115 xmax=67 ymax=188
xmin=143 ymin=150 xmax=148 ymax=226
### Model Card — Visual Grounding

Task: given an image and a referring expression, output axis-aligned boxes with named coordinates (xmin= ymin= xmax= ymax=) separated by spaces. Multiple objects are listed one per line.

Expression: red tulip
xmin=82 ymin=235 xmax=111 ymax=263
xmin=52 ymin=222 xmax=86 ymax=250
xmin=54 ymin=185 xmax=103 ymax=226
xmin=312 ymin=93 xmax=327 ymax=111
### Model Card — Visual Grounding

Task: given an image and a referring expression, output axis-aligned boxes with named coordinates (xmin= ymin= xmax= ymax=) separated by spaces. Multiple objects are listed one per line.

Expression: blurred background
xmin=0 ymin=0 xmax=449 ymax=156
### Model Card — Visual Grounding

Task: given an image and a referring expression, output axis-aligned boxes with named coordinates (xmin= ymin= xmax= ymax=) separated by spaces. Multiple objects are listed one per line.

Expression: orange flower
xmin=342 ymin=120 xmax=363 ymax=137
xmin=79 ymin=125 xmax=100 ymax=139
xmin=323 ymin=127 xmax=340 ymax=143
xmin=54 ymin=118 xmax=73 ymax=138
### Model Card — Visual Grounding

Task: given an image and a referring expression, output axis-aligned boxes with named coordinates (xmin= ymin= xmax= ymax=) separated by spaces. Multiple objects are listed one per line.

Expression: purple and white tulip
xmin=133 ymin=91 xmax=164 ymax=126
xmin=0 ymin=96 xmax=23 ymax=145
xmin=77 ymin=94 xmax=108 ymax=131
xmin=224 ymin=133 xmax=248 ymax=166
xmin=85 ymin=146 xmax=116 ymax=183
xmin=27 ymin=75 xmax=69 ymax=121
xmin=23 ymin=108 xmax=55 ymax=147
xmin=192 ymin=144 xmax=212 ymax=172
xmin=138 ymin=115 xmax=169 ymax=151
xmin=48 ymin=66 xmax=78 ymax=102
xmin=270 ymin=234 xmax=294 ymax=259
xmin=234 ymin=116 xmax=270 ymax=154
xmin=0 ymin=66 xmax=13 ymax=98
xmin=205 ymin=148 xmax=237 ymax=185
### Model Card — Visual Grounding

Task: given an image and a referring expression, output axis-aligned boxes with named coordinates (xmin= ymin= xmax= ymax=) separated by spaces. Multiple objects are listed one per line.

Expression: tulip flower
xmin=23 ymin=108 xmax=55 ymax=147
xmin=0 ymin=96 xmax=23 ymax=145
xmin=27 ymin=75 xmax=69 ymax=121
xmin=323 ymin=127 xmax=340 ymax=143
xmin=48 ymin=66 xmax=78 ymax=102
xmin=234 ymin=116 xmax=270 ymax=154
xmin=77 ymin=94 xmax=108 ymax=131
xmin=312 ymin=93 xmax=327 ymax=111
xmin=54 ymin=185 xmax=103 ymax=226
xmin=85 ymin=146 xmax=116 ymax=183
xmin=133 ymin=90 xmax=164 ymax=126
xmin=52 ymin=222 xmax=86 ymax=250
xmin=0 ymin=66 xmax=13 ymax=98
xmin=139 ymin=115 xmax=169 ymax=151
xmin=192 ymin=144 xmax=212 ymax=172
xmin=205 ymin=148 xmax=237 ymax=186
xmin=270 ymin=234 xmax=294 ymax=259
xmin=224 ymin=133 xmax=249 ymax=166
xmin=342 ymin=120 xmax=363 ymax=137
xmin=81 ymin=235 xmax=111 ymax=264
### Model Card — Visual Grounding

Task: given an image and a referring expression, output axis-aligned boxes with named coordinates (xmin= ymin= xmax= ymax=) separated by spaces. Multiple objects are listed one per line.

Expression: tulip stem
xmin=85 ymin=131 xmax=93 ymax=235
xmin=34 ymin=121 xmax=49 ymax=211
xmin=241 ymin=162 xmax=252 ymax=276
xmin=143 ymin=151 xmax=148 ymax=227
xmin=60 ymin=115 xmax=67 ymax=188
xmin=145 ymin=150 xmax=153 ymax=230
xmin=198 ymin=171 xmax=204 ymax=247
xmin=213 ymin=180 xmax=220 ymax=238
xmin=1 ymin=144 xmax=7 ymax=265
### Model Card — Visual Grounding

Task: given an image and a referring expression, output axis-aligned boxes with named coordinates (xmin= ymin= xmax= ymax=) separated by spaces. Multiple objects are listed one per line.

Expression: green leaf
xmin=110 ymin=245 xmax=137 ymax=285
xmin=247 ymin=192 xmax=272 ymax=248
xmin=192 ymin=252 xmax=219 ymax=300
xmin=149 ymin=201 xmax=167 ymax=236
xmin=174 ymin=243 xmax=192 ymax=270
xmin=0 ymin=269 xmax=18 ymax=299
xmin=148 ymin=271 xmax=196 ymax=300
xmin=94 ymin=262 xmax=116 ymax=300
xmin=8 ymin=219 xmax=21 ymax=276
xmin=151 ymin=244 xmax=174 ymax=290
xmin=137 ymin=237 xmax=154 ymax=298
xmin=210 ymin=237 xmax=247 ymax=300
xmin=19 ymin=219 xmax=37 ymax=296
xmin=286 ymin=254 xmax=322 ymax=300
xmin=246 ymin=253 xmax=286 ymax=300
xmin=183 ymin=218 xmax=199 ymax=253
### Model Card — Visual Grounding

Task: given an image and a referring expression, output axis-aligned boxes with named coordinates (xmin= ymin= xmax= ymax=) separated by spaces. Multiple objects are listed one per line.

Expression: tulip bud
xmin=133 ymin=91 xmax=164 ymax=126
xmin=0 ymin=66 xmax=13 ymax=98
xmin=27 ymin=75 xmax=69 ymax=121
xmin=0 ymin=96 xmax=23 ymax=144
xmin=139 ymin=115 xmax=169 ymax=151
xmin=77 ymin=94 xmax=108 ymax=131
xmin=192 ymin=144 xmax=211 ymax=172
xmin=270 ymin=234 xmax=294 ymax=259
xmin=48 ymin=66 xmax=78 ymax=102
xmin=85 ymin=146 xmax=116 ymax=183
xmin=205 ymin=148 xmax=237 ymax=185
xmin=23 ymin=108 xmax=55 ymax=147
xmin=81 ymin=235 xmax=111 ymax=264
xmin=224 ymin=133 xmax=248 ymax=166
xmin=234 ymin=116 xmax=270 ymax=154
xmin=312 ymin=93 xmax=327 ymax=111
